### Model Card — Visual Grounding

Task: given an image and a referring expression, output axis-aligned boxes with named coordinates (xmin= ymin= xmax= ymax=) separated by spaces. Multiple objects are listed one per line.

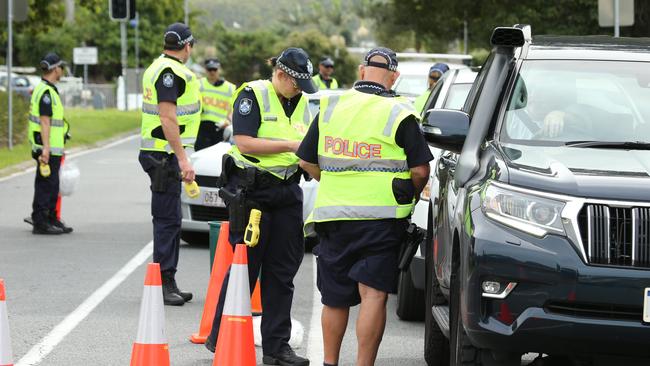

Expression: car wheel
xmin=449 ymin=263 xmax=519 ymax=366
xmin=396 ymin=266 xmax=425 ymax=321
xmin=424 ymin=204 xmax=449 ymax=366
xmin=180 ymin=231 xmax=209 ymax=246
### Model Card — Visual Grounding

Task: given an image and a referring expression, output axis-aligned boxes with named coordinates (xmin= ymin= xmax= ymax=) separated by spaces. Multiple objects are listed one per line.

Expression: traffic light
xmin=109 ymin=0 xmax=135 ymax=20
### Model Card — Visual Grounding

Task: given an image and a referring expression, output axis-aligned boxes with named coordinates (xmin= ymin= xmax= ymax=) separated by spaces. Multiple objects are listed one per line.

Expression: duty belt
xmin=232 ymin=165 xmax=300 ymax=188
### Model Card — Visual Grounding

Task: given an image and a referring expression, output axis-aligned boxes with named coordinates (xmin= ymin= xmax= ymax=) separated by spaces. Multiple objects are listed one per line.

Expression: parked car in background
xmin=0 ymin=72 xmax=35 ymax=99
xmin=180 ymin=89 xmax=344 ymax=245
xmin=392 ymin=54 xmax=471 ymax=100
xmin=423 ymin=25 xmax=650 ymax=365
xmin=395 ymin=67 xmax=477 ymax=321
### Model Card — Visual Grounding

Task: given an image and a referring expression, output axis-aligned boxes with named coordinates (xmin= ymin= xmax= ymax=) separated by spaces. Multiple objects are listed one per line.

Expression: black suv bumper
xmin=462 ymin=208 xmax=650 ymax=358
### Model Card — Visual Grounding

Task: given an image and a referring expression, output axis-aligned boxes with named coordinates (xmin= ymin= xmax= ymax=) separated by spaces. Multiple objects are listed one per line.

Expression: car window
xmin=443 ymin=83 xmax=472 ymax=110
xmin=500 ymin=60 xmax=650 ymax=145
xmin=394 ymin=74 xmax=427 ymax=96
xmin=464 ymin=54 xmax=494 ymax=114
xmin=14 ymin=77 xmax=29 ymax=87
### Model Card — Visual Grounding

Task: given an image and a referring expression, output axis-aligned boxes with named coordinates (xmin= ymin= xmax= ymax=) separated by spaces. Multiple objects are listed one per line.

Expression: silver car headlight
xmin=481 ymin=182 xmax=566 ymax=237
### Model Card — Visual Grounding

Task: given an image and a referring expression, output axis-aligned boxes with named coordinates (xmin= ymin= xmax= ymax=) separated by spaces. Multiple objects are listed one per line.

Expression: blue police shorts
xmin=314 ymin=219 xmax=409 ymax=307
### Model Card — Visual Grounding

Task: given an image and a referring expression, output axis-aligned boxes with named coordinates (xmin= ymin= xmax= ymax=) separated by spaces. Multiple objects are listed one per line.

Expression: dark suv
xmin=422 ymin=25 xmax=650 ymax=365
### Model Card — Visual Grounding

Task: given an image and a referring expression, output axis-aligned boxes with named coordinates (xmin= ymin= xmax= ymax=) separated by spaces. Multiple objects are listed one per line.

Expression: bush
xmin=0 ymin=92 xmax=30 ymax=147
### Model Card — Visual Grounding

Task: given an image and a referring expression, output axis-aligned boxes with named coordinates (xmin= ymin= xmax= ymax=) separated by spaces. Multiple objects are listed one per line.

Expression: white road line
xmin=0 ymin=134 xmax=139 ymax=183
xmin=16 ymin=241 xmax=153 ymax=366
xmin=306 ymin=254 xmax=324 ymax=364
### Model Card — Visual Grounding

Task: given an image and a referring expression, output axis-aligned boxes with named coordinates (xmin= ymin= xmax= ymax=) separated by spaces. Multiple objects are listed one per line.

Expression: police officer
xmin=28 ymin=52 xmax=73 ymax=235
xmin=204 ymin=48 xmax=316 ymax=366
xmin=139 ymin=23 xmax=199 ymax=306
xmin=297 ymin=48 xmax=432 ymax=366
xmin=312 ymin=56 xmax=339 ymax=89
xmin=195 ymin=58 xmax=235 ymax=151
xmin=413 ymin=62 xmax=449 ymax=114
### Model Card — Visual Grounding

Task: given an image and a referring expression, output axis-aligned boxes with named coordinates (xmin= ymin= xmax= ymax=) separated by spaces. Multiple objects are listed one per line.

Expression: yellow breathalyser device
xmin=39 ymin=163 xmax=51 ymax=178
xmin=184 ymin=181 xmax=200 ymax=199
xmin=244 ymin=209 xmax=262 ymax=247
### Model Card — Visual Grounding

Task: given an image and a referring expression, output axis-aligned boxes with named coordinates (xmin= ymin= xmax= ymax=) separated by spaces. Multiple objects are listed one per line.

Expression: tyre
xmin=180 ymin=231 xmax=209 ymax=246
xmin=396 ymin=266 xmax=425 ymax=321
xmin=424 ymin=204 xmax=450 ymax=366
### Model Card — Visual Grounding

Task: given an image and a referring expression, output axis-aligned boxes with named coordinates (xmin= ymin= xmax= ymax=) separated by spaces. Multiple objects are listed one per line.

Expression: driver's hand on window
xmin=542 ymin=110 xmax=566 ymax=138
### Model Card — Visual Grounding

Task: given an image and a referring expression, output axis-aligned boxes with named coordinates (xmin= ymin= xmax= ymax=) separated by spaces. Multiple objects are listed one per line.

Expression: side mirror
xmin=421 ymin=109 xmax=470 ymax=154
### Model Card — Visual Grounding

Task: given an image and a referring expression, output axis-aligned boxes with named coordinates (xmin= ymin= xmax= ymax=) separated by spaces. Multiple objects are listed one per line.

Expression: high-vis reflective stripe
xmin=200 ymin=87 xmax=233 ymax=97
xmin=202 ymin=110 xmax=228 ymax=119
xmin=142 ymin=102 xmax=201 ymax=116
xmin=384 ymin=103 xmax=413 ymax=136
xmin=257 ymin=83 xmax=271 ymax=113
xmin=313 ymin=205 xmax=398 ymax=221
xmin=230 ymin=152 xmax=299 ymax=177
xmin=318 ymin=155 xmax=409 ymax=173
xmin=32 ymin=146 xmax=64 ymax=155
xmin=140 ymin=137 xmax=195 ymax=151
xmin=222 ymin=264 xmax=252 ymax=316
xmin=28 ymin=115 xmax=65 ymax=127
xmin=303 ymin=102 xmax=311 ymax=124
xmin=322 ymin=95 xmax=340 ymax=123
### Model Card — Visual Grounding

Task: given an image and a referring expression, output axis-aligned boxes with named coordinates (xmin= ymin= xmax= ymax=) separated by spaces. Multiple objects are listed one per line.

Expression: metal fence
xmin=60 ymin=83 xmax=117 ymax=109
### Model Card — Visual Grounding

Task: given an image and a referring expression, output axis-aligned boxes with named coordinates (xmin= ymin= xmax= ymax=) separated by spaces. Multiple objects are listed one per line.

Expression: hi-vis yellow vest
xmin=140 ymin=55 xmax=201 ymax=153
xmin=200 ymin=78 xmax=235 ymax=126
xmin=28 ymin=81 xmax=65 ymax=156
xmin=228 ymin=79 xmax=312 ymax=179
xmin=304 ymin=89 xmax=417 ymax=234
xmin=312 ymin=74 xmax=339 ymax=89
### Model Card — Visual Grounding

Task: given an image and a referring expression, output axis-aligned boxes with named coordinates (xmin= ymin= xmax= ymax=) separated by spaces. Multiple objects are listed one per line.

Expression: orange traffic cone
xmin=0 ymin=279 xmax=13 ymax=366
xmin=213 ymin=244 xmax=256 ymax=366
xmin=130 ymin=263 xmax=170 ymax=366
xmin=190 ymin=222 xmax=234 ymax=344
xmin=251 ymin=279 xmax=262 ymax=316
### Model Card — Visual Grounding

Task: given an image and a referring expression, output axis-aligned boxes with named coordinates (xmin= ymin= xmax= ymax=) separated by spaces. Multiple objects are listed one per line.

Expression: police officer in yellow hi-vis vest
xmin=195 ymin=57 xmax=235 ymax=151
xmin=139 ymin=23 xmax=199 ymax=306
xmin=298 ymin=47 xmax=432 ymax=366
xmin=312 ymin=56 xmax=339 ymax=89
xmin=204 ymin=48 xmax=316 ymax=366
xmin=28 ymin=52 xmax=73 ymax=235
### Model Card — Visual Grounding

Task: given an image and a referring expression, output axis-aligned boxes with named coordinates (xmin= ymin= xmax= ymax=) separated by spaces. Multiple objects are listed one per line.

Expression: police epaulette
xmin=244 ymin=86 xmax=253 ymax=92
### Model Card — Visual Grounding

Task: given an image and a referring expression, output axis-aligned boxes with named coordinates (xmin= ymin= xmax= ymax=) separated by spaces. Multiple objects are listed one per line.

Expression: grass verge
xmin=0 ymin=108 xmax=141 ymax=172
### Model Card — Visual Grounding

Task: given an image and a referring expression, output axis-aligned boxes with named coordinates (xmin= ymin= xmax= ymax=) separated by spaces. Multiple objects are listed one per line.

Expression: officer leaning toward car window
xmin=312 ymin=56 xmax=339 ymax=89
xmin=138 ymin=23 xmax=200 ymax=306
xmin=195 ymin=57 xmax=236 ymax=151
xmin=28 ymin=52 xmax=73 ymax=235
xmin=297 ymin=47 xmax=432 ymax=366
xmin=204 ymin=47 xmax=316 ymax=366
xmin=413 ymin=62 xmax=449 ymax=114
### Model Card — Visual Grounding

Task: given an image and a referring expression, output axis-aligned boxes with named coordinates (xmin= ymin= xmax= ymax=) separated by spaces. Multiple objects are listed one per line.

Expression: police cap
xmin=164 ymin=23 xmax=195 ymax=50
xmin=276 ymin=47 xmax=318 ymax=94
xmin=319 ymin=56 xmax=335 ymax=67
xmin=40 ymin=52 xmax=66 ymax=71
xmin=204 ymin=58 xmax=221 ymax=70
xmin=429 ymin=63 xmax=449 ymax=76
xmin=363 ymin=47 xmax=398 ymax=72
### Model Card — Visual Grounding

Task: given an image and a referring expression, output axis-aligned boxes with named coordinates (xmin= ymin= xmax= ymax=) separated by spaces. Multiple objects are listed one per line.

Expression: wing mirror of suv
xmin=421 ymin=109 xmax=470 ymax=154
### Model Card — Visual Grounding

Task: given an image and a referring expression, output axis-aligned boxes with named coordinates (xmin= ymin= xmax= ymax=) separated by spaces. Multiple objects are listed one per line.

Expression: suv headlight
xmin=481 ymin=182 xmax=566 ymax=237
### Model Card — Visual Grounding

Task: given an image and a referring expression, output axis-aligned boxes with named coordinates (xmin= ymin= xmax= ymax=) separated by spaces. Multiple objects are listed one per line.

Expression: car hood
xmin=190 ymin=142 xmax=231 ymax=177
xmin=500 ymin=143 xmax=650 ymax=201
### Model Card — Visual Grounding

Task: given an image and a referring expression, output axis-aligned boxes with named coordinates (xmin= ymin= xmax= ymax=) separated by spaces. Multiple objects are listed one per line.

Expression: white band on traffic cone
xmin=135 ymin=285 xmax=167 ymax=344
xmin=0 ymin=301 xmax=13 ymax=366
xmin=223 ymin=263 xmax=252 ymax=316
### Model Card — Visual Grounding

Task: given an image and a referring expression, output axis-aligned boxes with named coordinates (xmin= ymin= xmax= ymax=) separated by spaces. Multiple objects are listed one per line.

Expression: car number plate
xmin=643 ymin=287 xmax=650 ymax=323
xmin=203 ymin=191 xmax=223 ymax=207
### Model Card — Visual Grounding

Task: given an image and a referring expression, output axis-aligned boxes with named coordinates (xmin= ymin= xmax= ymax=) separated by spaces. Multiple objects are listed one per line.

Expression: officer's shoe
xmin=161 ymin=273 xmax=185 ymax=306
xmin=51 ymin=219 xmax=73 ymax=234
xmin=33 ymin=223 xmax=65 ymax=235
xmin=204 ymin=336 xmax=216 ymax=353
xmin=263 ymin=346 xmax=310 ymax=366
xmin=169 ymin=275 xmax=193 ymax=302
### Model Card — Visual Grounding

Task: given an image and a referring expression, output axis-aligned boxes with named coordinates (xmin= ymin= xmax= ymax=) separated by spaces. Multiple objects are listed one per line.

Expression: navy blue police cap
xmin=320 ymin=56 xmax=335 ymax=67
xmin=276 ymin=47 xmax=318 ymax=94
xmin=164 ymin=23 xmax=194 ymax=50
xmin=40 ymin=52 xmax=66 ymax=71
xmin=363 ymin=47 xmax=398 ymax=71
xmin=204 ymin=58 xmax=221 ymax=70
xmin=429 ymin=63 xmax=449 ymax=75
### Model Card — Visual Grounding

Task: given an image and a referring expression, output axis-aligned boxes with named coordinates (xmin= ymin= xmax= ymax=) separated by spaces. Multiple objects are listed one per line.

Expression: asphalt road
xmin=1 ymin=136 xmax=643 ymax=366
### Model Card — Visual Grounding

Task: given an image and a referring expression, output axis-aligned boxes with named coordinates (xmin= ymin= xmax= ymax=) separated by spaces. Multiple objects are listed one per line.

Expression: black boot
xmin=161 ymin=272 xmax=185 ymax=306
xmin=167 ymin=273 xmax=193 ymax=302
xmin=263 ymin=346 xmax=310 ymax=366
xmin=49 ymin=211 xmax=73 ymax=234
xmin=33 ymin=222 xmax=64 ymax=235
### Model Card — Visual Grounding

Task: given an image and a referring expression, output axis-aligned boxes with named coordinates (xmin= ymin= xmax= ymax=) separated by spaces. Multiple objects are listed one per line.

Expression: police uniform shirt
xmin=38 ymin=78 xmax=59 ymax=117
xmin=297 ymin=80 xmax=433 ymax=168
xmin=155 ymin=54 xmax=187 ymax=104
xmin=232 ymin=84 xmax=303 ymax=137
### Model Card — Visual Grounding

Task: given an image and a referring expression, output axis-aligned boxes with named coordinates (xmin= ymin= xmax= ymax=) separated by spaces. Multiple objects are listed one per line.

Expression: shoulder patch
xmin=238 ymin=98 xmax=253 ymax=115
xmin=42 ymin=94 xmax=51 ymax=104
xmin=162 ymin=73 xmax=174 ymax=88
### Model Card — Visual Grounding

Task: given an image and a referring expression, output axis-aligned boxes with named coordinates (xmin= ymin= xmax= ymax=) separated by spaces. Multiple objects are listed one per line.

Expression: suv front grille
xmin=189 ymin=205 xmax=228 ymax=222
xmin=546 ymin=300 xmax=642 ymax=321
xmin=579 ymin=205 xmax=650 ymax=268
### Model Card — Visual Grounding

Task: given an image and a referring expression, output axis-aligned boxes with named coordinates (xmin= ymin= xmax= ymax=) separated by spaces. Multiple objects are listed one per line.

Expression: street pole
xmin=135 ymin=11 xmax=140 ymax=94
xmin=463 ymin=19 xmax=468 ymax=54
xmin=120 ymin=20 xmax=128 ymax=110
xmin=614 ymin=0 xmax=620 ymax=37
xmin=184 ymin=0 xmax=189 ymax=25
xmin=7 ymin=0 xmax=13 ymax=150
